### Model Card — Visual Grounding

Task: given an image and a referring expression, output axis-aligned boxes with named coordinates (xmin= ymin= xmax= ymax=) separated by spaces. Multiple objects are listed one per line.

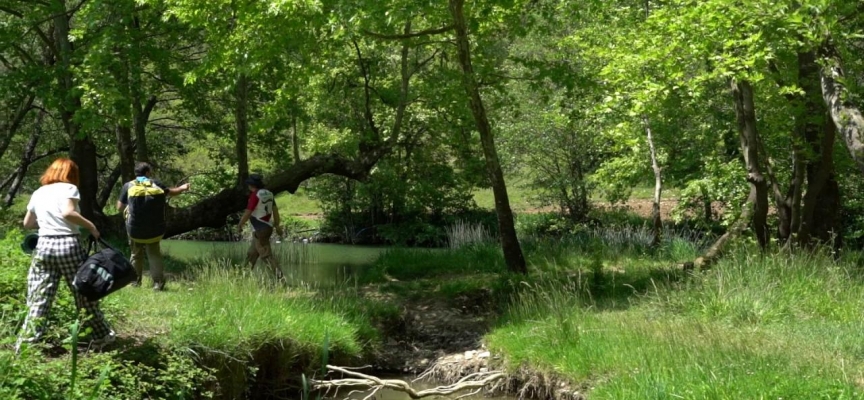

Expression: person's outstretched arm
xmin=167 ymin=183 xmax=190 ymax=197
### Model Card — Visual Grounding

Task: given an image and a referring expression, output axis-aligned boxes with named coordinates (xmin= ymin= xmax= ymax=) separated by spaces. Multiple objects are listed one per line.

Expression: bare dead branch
xmin=313 ymin=365 xmax=505 ymax=399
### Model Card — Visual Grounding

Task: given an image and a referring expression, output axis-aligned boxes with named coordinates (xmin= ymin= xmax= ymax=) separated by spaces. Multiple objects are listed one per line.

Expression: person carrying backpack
xmin=17 ymin=158 xmax=114 ymax=352
xmin=237 ymin=174 xmax=284 ymax=280
xmin=117 ymin=162 xmax=189 ymax=291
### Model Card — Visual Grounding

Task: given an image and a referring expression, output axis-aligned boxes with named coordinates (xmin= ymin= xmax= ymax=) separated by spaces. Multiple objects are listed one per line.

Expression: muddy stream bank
xmin=160 ymin=241 xmax=575 ymax=400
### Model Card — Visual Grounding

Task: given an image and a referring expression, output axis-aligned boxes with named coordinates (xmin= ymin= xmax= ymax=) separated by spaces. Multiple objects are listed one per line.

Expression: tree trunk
xmin=0 ymin=94 xmax=35 ymax=161
xmin=292 ymin=114 xmax=301 ymax=164
xmin=643 ymin=115 xmax=663 ymax=246
xmin=128 ymin=12 xmax=154 ymax=164
xmin=760 ymin=141 xmax=794 ymax=244
xmin=52 ymin=0 xmax=99 ymax=220
xmin=820 ymin=43 xmax=864 ymax=175
xmin=788 ymin=153 xmax=805 ymax=239
xmin=701 ymin=184 xmax=712 ymax=223
xmin=234 ymin=74 xmax=250 ymax=187
xmin=4 ymin=111 xmax=43 ymax=207
xmin=101 ymin=150 xmax=392 ymax=237
xmin=70 ymin=137 xmax=101 ymax=220
xmin=116 ymin=123 xmax=135 ymax=182
xmin=134 ymin=95 xmax=157 ymax=163
xmin=97 ymin=163 xmax=123 ymax=209
xmin=730 ymin=79 xmax=769 ymax=250
xmin=794 ymin=50 xmax=840 ymax=248
xmin=448 ymin=0 xmax=526 ymax=273
xmin=114 ymin=38 xmax=135 ymax=183
xmin=0 ymin=171 xmax=16 ymax=194
xmin=799 ymin=112 xmax=840 ymax=247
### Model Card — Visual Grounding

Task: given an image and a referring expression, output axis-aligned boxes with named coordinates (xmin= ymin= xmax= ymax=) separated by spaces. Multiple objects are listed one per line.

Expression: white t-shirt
xmin=27 ymin=182 xmax=81 ymax=236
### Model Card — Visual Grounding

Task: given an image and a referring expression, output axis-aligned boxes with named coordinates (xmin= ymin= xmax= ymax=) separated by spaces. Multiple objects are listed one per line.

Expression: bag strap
xmin=87 ymin=236 xmax=120 ymax=254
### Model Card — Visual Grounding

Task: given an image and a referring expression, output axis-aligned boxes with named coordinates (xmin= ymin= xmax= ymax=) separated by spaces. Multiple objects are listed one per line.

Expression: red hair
xmin=40 ymin=158 xmax=80 ymax=187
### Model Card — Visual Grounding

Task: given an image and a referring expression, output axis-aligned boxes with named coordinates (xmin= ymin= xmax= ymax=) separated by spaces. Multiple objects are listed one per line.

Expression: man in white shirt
xmin=237 ymin=174 xmax=284 ymax=280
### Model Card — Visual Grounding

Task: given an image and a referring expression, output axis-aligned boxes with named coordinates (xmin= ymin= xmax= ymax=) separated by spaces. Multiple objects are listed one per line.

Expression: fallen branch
xmin=312 ymin=365 xmax=505 ymax=399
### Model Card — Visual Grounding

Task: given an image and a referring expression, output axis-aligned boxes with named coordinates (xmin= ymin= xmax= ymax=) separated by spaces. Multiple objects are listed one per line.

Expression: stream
xmin=161 ymin=240 xmax=516 ymax=400
xmin=161 ymin=240 xmax=388 ymax=284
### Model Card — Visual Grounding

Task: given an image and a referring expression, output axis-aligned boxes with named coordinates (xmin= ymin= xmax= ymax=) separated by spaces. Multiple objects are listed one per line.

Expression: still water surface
xmin=161 ymin=240 xmax=387 ymax=284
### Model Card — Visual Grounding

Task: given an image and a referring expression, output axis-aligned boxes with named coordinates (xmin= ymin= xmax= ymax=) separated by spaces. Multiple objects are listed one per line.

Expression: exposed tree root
xmin=312 ymin=365 xmax=505 ymax=399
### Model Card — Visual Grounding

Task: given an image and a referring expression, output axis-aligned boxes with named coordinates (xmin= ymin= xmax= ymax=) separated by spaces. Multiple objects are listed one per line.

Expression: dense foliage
xmin=1 ymin=0 xmax=863 ymax=258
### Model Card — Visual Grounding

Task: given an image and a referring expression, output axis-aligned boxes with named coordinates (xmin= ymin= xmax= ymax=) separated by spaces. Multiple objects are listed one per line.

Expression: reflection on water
xmin=161 ymin=240 xmax=387 ymax=285
xmin=328 ymin=377 xmax=517 ymax=400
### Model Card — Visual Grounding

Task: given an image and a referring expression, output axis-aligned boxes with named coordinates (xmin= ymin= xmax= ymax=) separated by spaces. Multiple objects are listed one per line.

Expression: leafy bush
xmin=0 ymin=341 xmax=215 ymax=400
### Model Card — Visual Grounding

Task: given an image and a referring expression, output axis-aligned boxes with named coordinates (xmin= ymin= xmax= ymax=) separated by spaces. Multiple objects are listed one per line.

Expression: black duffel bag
xmin=73 ymin=237 xmax=137 ymax=301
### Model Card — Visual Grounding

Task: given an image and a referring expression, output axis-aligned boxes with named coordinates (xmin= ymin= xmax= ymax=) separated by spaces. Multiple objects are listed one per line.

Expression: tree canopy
xmin=2 ymin=0 xmax=864 ymax=271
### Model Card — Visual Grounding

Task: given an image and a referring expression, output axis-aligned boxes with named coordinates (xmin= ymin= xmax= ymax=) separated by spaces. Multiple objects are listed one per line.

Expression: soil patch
xmin=369 ymin=288 xmax=495 ymax=373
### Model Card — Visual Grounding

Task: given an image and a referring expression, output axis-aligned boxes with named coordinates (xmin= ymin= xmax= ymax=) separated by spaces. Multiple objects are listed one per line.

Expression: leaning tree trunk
xmin=449 ymin=0 xmax=527 ymax=273
xmin=692 ymin=190 xmax=757 ymax=269
xmin=643 ymin=115 xmax=663 ymax=247
xmin=0 ymin=94 xmax=35 ymax=161
xmin=820 ymin=43 xmax=864 ymax=175
xmin=4 ymin=111 xmax=43 ymax=207
xmin=97 ymin=164 xmax=123 ymax=210
xmin=100 ymin=18 xmax=422 ymax=239
xmin=730 ymin=79 xmax=769 ymax=250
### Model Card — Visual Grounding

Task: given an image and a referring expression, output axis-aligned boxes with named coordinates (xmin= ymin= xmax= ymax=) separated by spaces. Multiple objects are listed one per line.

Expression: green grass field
xmin=485 ymin=249 xmax=864 ymax=398
xmin=275 ymin=189 xmax=322 ymax=216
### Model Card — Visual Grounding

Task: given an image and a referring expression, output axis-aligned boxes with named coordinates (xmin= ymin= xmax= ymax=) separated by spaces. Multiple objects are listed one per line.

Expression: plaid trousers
xmin=17 ymin=236 xmax=113 ymax=345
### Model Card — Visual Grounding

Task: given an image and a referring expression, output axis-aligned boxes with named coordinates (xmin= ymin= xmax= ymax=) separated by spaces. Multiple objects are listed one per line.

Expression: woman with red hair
xmin=16 ymin=158 xmax=114 ymax=352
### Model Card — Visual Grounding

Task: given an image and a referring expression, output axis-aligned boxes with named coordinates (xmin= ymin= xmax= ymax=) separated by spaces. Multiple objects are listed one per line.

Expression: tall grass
xmin=112 ymin=262 xmax=367 ymax=358
xmin=487 ymin=249 xmax=864 ymax=399
xmin=445 ymin=220 xmax=495 ymax=249
xmin=522 ymin=225 xmax=708 ymax=275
